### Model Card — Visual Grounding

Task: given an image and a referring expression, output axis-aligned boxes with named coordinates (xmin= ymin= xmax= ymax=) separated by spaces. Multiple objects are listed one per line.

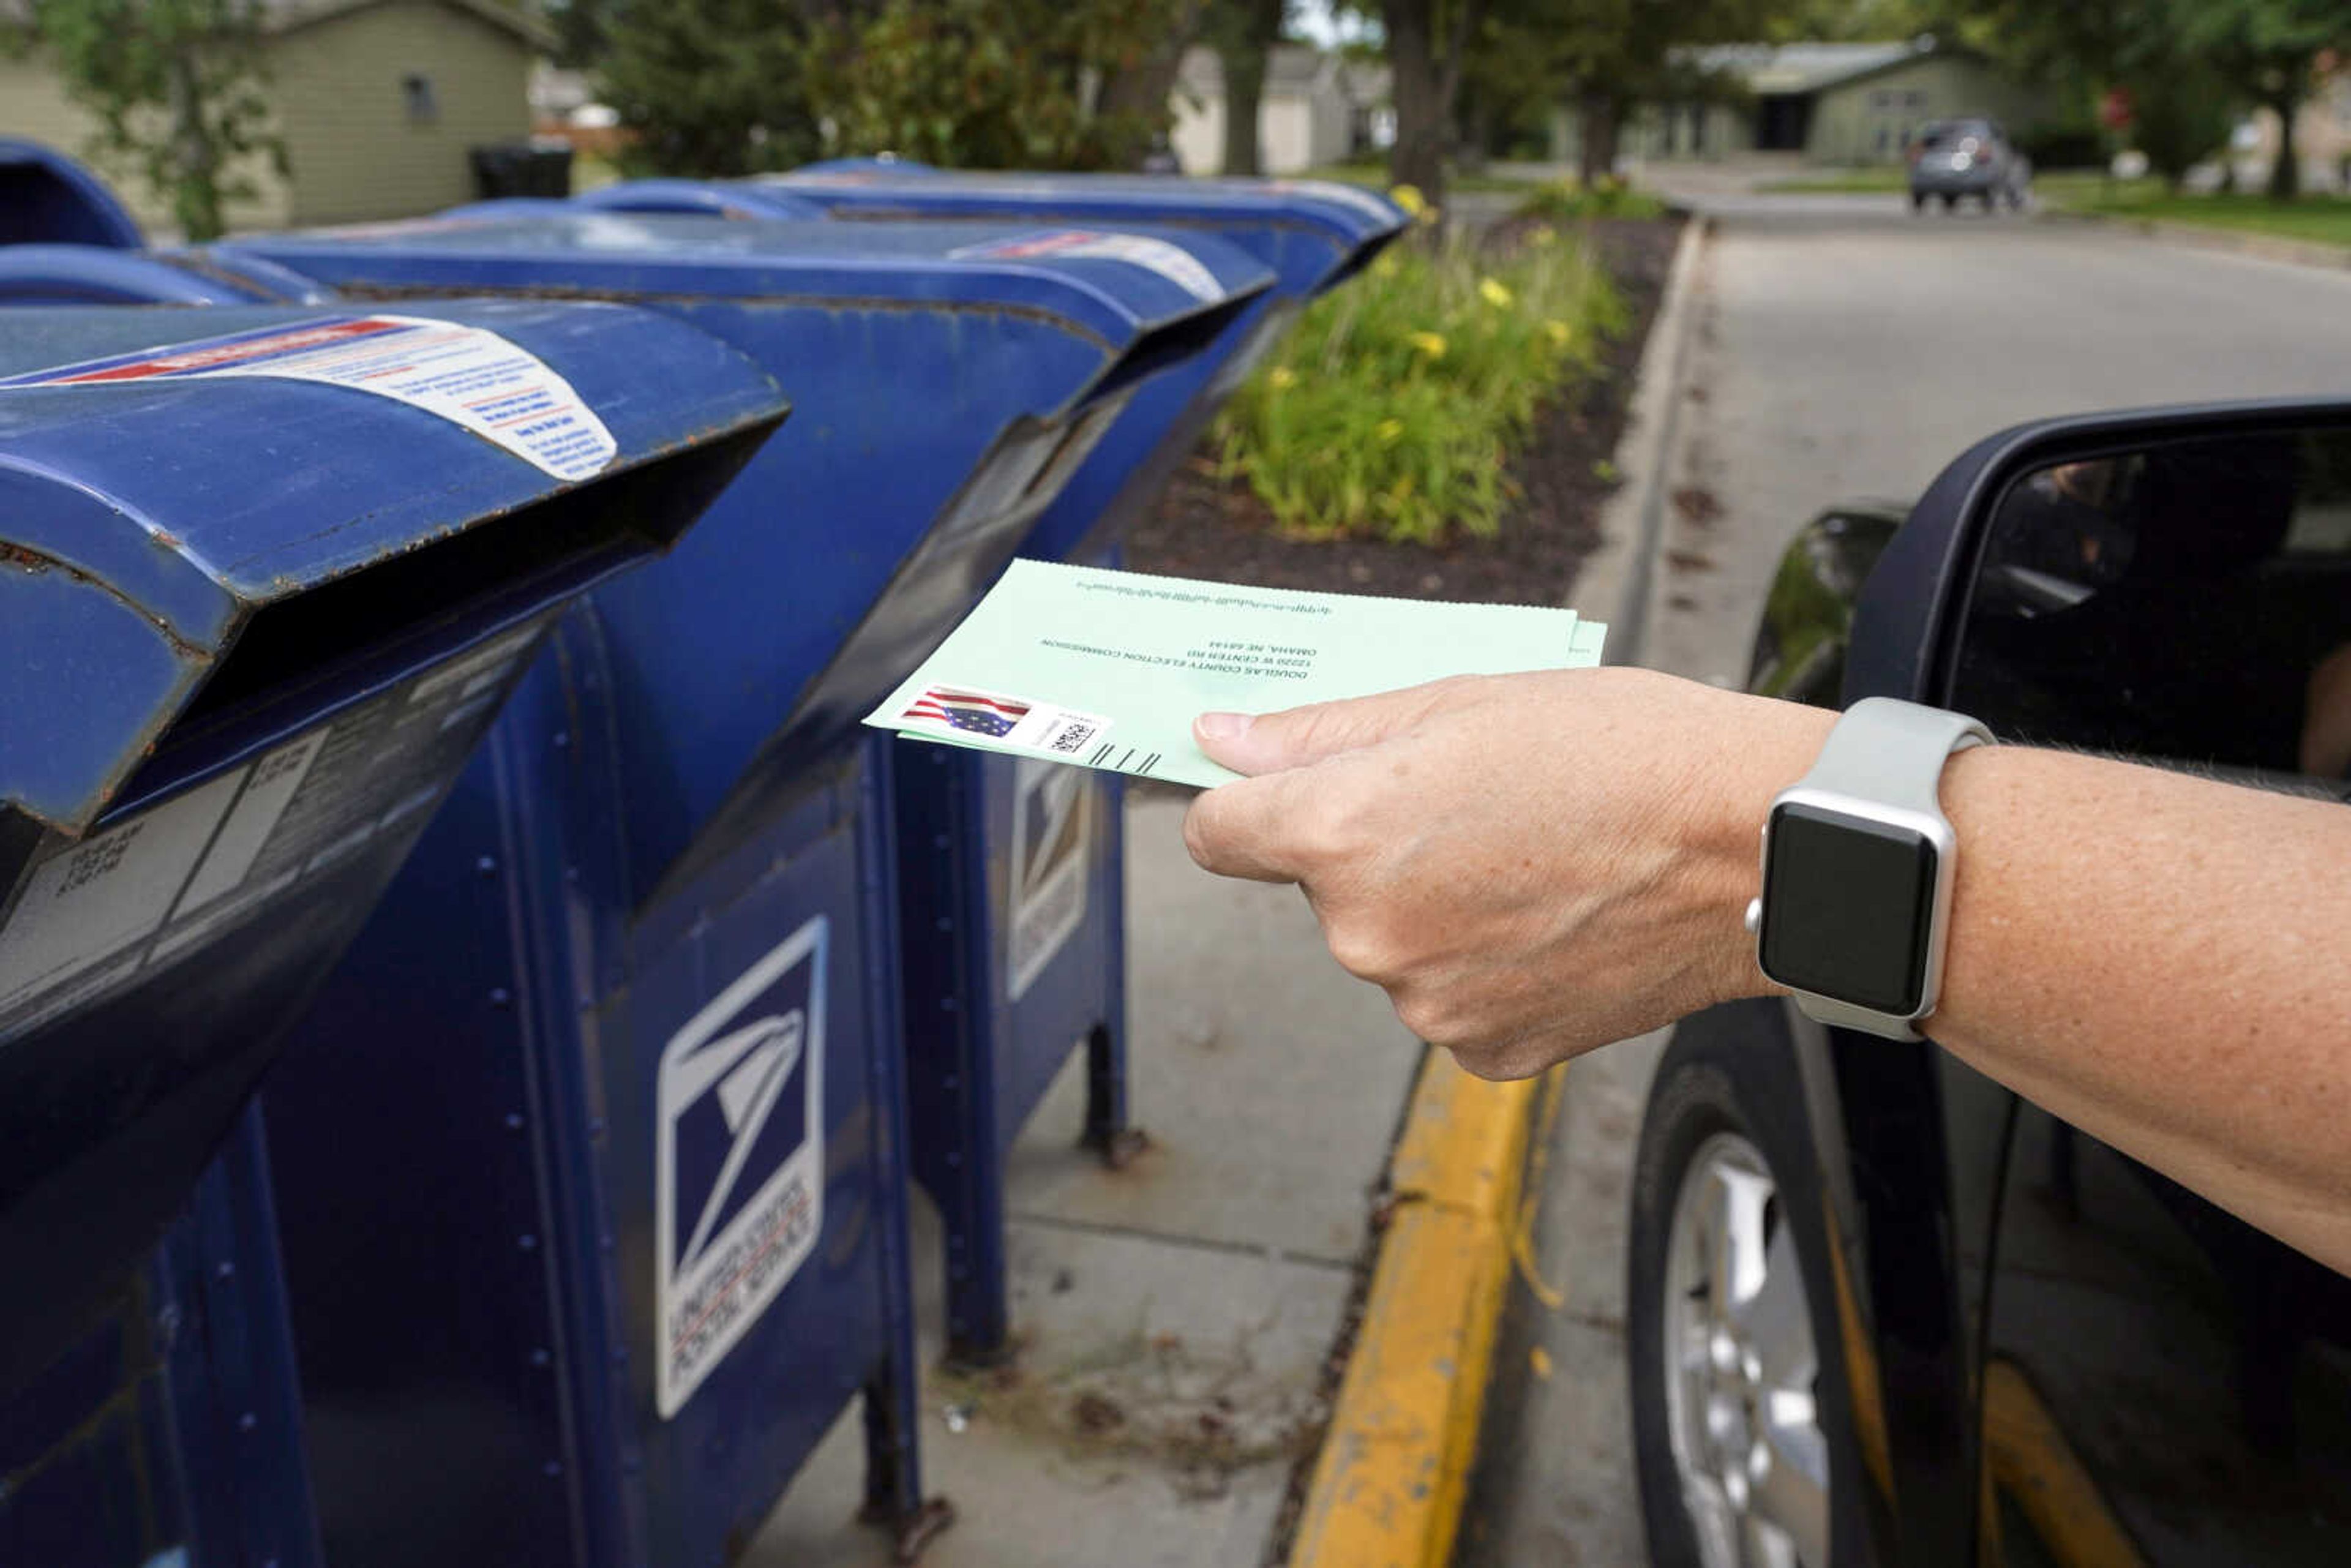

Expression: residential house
xmin=0 ymin=0 xmax=549 ymax=236
xmin=1579 ymin=38 xmax=2052 ymax=168
xmin=1171 ymin=43 xmax=1390 ymax=176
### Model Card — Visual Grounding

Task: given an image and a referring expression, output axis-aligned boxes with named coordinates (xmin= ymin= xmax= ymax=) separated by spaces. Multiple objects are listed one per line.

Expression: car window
xmin=1950 ymin=427 xmax=2351 ymax=778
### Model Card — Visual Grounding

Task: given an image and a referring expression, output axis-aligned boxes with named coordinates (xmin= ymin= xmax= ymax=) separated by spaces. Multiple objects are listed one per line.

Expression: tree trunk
xmin=167 ymin=44 xmax=223 ymax=241
xmin=1220 ymin=50 xmax=1267 ymax=175
xmin=1577 ymin=90 xmax=1618 ymax=184
xmin=1384 ymin=0 xmax=1479 ymax=211
xmin=2268 ymin=88 xmax=2302 ymax=201
xmin=1216 ymin=0 xmax=1281 ymax=177
xmin=1385 ymin=0 xmax=1446 ymax=204
xmin=1095 ymin=0 xmax=1206 ymax=162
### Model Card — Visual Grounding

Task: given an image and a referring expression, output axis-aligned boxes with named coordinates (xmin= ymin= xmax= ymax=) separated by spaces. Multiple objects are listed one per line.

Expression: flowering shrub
xmin=1210 ymin=216 xmax=1627 ymax=544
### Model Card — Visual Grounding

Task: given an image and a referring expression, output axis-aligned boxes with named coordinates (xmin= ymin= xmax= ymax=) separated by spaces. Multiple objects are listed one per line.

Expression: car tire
xmin=1940 ymin=192 xmax=1957 ymax=211
xmin=1627 ymin=1015 xmax=1856 ymax=1568
xmin=1909 ymin=191 xmax=1926 ymax=212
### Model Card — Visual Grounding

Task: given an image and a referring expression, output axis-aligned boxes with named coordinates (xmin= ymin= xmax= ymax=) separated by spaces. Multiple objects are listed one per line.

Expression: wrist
xmin=1684 ymin=692 xmax=1836 ymax=1008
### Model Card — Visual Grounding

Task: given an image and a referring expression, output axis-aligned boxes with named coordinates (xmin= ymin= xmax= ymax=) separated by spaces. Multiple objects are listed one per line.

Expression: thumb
xmin=1193 ymin=677 xmax=1472 ymax=777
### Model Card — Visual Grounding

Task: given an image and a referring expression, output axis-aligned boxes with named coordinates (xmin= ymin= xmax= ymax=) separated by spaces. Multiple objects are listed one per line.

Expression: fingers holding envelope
xmin=1180 ymin=667 xmax=1829 ymax=1075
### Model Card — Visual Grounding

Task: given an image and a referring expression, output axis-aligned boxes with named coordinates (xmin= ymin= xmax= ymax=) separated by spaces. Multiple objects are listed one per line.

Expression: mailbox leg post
xmin=1081 ymin=773 xmax=1140 ymax=1169
xmin=856 ymin=740 xmax=958 ymax=1555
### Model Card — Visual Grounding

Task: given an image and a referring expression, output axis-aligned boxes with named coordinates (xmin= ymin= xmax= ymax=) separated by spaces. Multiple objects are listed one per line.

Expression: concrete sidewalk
xmin=751 ymin=790 xmax=1424 ymax=1566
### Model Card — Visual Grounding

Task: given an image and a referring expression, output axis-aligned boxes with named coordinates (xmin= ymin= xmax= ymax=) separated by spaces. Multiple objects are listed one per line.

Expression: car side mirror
xmin=1846 ymin=401 xmax=2351 ymax=786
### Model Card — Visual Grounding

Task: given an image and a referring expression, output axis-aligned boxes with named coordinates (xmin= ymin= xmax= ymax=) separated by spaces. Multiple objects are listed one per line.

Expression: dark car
xmin=1909 ymin=118 xmax=2030 ymax=212
xmin=1624 ymin=403 xmax=2351 ymax=1568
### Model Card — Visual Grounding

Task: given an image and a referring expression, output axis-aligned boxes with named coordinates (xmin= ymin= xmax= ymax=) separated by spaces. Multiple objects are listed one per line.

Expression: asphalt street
xmin=1459 ymin=173 xmax=2351 ymax=1567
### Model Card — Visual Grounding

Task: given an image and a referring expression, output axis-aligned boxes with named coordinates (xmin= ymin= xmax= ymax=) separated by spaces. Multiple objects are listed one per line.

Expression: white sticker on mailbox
xmin=0 ymin=316 xmax=618 ymax=481
xmin=951 ymin=229 xmax=1223 ymax=303
xmin=655 ymin=917 xmax=828 ymax=1418
xmin=1007 ymin=759 xmax=1090 ymax=1002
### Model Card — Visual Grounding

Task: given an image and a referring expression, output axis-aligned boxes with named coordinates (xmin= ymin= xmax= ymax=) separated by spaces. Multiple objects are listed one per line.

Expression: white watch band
xmin=1799 ymin=698 xmax=1991 ymax=816
xmin=1779 ymin=697 xmax=1992 ymax=1041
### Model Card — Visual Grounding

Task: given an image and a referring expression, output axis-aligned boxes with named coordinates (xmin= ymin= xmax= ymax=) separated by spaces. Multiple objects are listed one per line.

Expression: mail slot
xmin=0 ymin=301 xmax=786 ymax=1564
xmin=0 ymin=137 xmax=143 ymax=248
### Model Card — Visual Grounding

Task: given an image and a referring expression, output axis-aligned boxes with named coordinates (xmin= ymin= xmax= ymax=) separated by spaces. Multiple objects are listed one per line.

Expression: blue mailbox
xmin=762 ymin=167 xmax=1406 ymax=1360
xmin=200 ymin=212 xmax=1272 ymax=1567
xmin=0 ymin=138 xmax=143 ymax=248
xmin=477 ymin=168 xmax=1405 ymax=1362
xmin=0 ymin=241 xmax=334 ymax=306
xmin=0 ymin=302 xmax=789 ymax=1567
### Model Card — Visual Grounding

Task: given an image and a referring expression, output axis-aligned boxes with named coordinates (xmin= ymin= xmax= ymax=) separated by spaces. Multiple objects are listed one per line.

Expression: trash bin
xmin=748 ymin=165 xmax=1406 ymax=1359
xmin=0 ymin=301 xmax=787 ymax=1567
xmin=470 ymin=138 xmax=574 ymax=200
xmin=200 ymin=211 xmax=1272 ymax=1566
xmin=0 ymin=137 xmax=143 ymax=247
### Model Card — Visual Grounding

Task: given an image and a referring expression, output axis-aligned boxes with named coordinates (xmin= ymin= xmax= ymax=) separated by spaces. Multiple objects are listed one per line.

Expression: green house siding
xmin=1807 ymin=56 xmax=2047 ymax=164
xmin=272 ymin=0 xmax=533 ymax=225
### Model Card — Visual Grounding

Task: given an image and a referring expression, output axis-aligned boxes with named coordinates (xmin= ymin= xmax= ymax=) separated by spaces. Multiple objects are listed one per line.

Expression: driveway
xmin=1460 ymin=178 xmax=2351 ymax=1566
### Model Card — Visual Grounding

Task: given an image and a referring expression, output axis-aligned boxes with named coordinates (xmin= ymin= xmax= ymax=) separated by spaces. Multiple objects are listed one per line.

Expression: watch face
xmin=1758 ymin=801 xmax=1938 ymax=1016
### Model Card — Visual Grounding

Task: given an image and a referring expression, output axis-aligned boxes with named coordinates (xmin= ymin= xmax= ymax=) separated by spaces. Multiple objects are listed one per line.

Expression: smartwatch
xmin=1744 ymin=698 xmax=1992 ymax=1040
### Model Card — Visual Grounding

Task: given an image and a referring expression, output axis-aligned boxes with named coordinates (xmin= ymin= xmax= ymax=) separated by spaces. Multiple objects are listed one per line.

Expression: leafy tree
xmin=1950 ymin=0 xmax=2240 ymax=190
xmin=598 ymin=0 xmax=825 ymax=176
xmin=1462 ymin=0 xmax=1774 ymax=186
xmin=20 ymin=0 xmax=280 ymax=241
xmin=2127 ymin=57 xmax=2239 ymax=190
xmin=601 ymin=0 xmax=1190 ymax=176
xmin=1198 ymin=0 xmax=1288 ymax=176
xmin=819 ymin=0 xmax=1191 ymax=169
xmin=2179 ymin=0 xmax=2351 ymax=198
xmin=544 ymin=0 xmax=611 ymax=69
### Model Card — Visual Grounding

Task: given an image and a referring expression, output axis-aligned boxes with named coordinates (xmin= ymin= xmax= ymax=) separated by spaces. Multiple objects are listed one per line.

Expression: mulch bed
xmin=1127 ymin=213 xmax=1685 ymax=607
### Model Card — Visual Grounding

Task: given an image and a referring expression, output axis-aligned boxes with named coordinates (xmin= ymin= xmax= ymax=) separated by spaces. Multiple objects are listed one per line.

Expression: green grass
xmin=1756 ymin=166 xmax=1911 ymax=194
xmin=1210 ymin=226 xmax=1628 ymax=545
xmin=2036 ymin=173 xmax=2351 ymax=249
xmin=1301 ymin=161 xmax=1547 ymax=196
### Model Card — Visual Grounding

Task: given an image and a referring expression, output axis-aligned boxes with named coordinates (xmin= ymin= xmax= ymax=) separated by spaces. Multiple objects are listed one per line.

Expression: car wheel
xmin=1909 ymin=191 xmax=1926 ymax=212
xmin=1940 ymin=192 xmax=1957 ymax=211
xmin=1628 ymin=1019 xmax=1847 ymax=1568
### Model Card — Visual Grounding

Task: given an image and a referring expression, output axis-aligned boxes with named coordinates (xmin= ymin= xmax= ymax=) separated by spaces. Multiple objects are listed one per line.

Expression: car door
xmin=1927 ymin=419 xmax=2351 ymax=1566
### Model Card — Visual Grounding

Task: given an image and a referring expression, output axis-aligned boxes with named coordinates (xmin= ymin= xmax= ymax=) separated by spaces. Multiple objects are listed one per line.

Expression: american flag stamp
xmin=901 ymin=685 xmax=1109 ymax=757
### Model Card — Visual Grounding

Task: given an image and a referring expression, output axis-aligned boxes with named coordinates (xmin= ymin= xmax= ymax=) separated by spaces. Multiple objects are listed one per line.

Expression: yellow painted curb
xmin=1287 ymin=1053 xmax=1548 ymax=1568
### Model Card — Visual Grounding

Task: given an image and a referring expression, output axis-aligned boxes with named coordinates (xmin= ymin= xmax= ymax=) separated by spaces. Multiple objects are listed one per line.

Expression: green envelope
xmin=865 ymin=560 xmax=1607 ymax=789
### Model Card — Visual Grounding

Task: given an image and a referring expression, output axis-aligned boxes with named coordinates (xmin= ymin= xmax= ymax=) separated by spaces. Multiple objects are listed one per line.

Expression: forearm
xmin=1704 ymin=701 xmax=2351 ymax=1271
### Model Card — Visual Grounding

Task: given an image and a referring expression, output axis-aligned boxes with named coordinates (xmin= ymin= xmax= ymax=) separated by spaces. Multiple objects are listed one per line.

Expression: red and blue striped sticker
xmin=0 ymin=313 xmax=618 ymax=481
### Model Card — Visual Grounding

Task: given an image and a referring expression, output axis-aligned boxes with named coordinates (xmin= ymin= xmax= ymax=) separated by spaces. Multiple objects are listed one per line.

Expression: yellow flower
xmin=1375 ymin=417 xmax=1405 ymax=444
xmin=1544 ymin=319 xmax=1572 ymax=347
xmin=1372 ymin=252 xmax=1400 ymax=279
xmin=1267 ymin=366 xmax=1297 ymax=391
xmin=1390 ymin=183 xmax=1426 ymax=216
xmin=1407 ymin=331 xmax=1447 ymax=359
xmin=1479 ymin=276 xmax=1514 ymax=309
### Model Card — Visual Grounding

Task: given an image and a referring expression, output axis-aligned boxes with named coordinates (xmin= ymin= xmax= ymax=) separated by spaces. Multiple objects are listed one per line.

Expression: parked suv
xmin=1909 ymin=118 xmax=2029 ymax=212
xmin=1626 ymin=404 xmax=2351 ymax=1568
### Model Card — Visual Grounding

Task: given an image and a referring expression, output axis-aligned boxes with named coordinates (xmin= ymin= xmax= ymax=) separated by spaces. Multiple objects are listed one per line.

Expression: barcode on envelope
xmin=1046 ymin=719 xmax=1098 ymax=754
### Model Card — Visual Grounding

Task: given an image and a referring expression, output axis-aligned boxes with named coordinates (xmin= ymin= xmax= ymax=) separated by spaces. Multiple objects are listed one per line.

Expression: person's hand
xmin=1180 ymin=667 xmax=1832 ymax=1078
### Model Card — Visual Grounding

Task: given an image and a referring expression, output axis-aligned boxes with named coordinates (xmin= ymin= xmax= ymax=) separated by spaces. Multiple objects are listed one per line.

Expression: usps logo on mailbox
xmin=654 ymin=916 xmax=827 ymax=1417
xmin=1007 ymin=759 xmax=1090 ymax=1002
